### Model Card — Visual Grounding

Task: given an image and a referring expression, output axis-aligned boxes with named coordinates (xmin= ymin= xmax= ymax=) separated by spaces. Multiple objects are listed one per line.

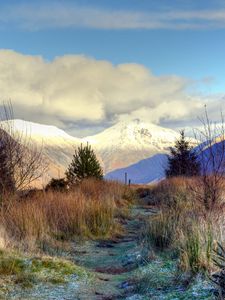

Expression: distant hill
xmin=105 ymin=153 xmax=168 ymax=184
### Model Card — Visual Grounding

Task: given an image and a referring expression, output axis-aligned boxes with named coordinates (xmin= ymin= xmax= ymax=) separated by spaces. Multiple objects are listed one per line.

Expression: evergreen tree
xmin=66 ymin=143 xmax=103 ymax=184
xmin=165 ymin=130 xmax=200 ymax=177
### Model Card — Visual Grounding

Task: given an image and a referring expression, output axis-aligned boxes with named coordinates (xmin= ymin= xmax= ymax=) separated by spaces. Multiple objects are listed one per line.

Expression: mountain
xmin=105 ymin=153 xmax=168 ymax=184
xmin=0 ymin=119 xmax=81 ymax=186
xmin=0 ymin=118 xmax=197 ymax=186
xmin=84 ymin=119 xmax=180 ymax=173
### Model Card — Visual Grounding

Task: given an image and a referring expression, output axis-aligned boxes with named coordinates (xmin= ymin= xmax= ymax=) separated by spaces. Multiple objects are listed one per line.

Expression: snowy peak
xmin=0 ymin=119 xmax=80 ymax=145
xmin=84 ymin=119 xmax=180 ymax=150
xmin=0 ymin=118 xmax=198 ymax=185
xmin=82 ymin=119 xmax=184 ymax=173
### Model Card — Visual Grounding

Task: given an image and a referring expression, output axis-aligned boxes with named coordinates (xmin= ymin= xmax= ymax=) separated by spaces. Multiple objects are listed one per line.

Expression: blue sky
xmin=0 ymin=0 xmax=224 ymax=135
xmin=0 ymin=0 xmax=225 ymax=92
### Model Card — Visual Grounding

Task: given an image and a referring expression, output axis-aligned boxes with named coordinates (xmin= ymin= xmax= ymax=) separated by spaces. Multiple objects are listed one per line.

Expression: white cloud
xmin=0 ymin=50 xmax=222 ymax=136
xmin=1 ymin=3 xmax=225 ymax=30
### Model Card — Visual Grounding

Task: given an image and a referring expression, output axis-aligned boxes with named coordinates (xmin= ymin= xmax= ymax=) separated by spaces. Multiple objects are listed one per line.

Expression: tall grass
xmin=144 ymin=211 xmax=179 ymax=251
xmin=0 ymin=179 xmax=132 ymax=251
xmin=144 ymin=177 xmax=225 ymax=274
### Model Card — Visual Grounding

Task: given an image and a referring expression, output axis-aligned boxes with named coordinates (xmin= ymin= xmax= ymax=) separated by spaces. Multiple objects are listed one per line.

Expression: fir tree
xmin=66 ymin=143 xmax=103 ymax=184
xmin=165 ymin=130 xmax=200 ymax=177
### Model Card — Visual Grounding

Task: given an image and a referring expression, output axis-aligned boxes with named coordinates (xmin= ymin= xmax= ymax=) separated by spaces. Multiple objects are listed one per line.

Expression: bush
xmin=45 ymin=178 xmax=68 ymax=192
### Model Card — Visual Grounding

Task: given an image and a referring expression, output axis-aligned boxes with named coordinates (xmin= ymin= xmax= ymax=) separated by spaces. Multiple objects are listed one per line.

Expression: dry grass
xmin=0 ymin=179 xmax=133 ymax=251
xmin=144 ymin=177 xmax=225 ymax=273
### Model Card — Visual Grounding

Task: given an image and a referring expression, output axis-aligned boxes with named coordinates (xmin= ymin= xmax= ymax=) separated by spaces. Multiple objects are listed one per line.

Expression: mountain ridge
xmin=0 ymin=118 xmax=196 ymax=186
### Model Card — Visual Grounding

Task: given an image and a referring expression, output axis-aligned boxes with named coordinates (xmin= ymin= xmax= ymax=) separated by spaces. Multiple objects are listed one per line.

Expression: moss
xmin=0 ymin=256 xmax=26 ymax=275
xmin=31 ymin=257 xmax=86 ymax=277
xmin=0 ymin=250 xmax=88 ymax=294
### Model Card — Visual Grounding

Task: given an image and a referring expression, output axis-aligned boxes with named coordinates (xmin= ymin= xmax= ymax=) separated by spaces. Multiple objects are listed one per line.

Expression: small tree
xmin=66 ymin=143 xmax=103 ymax=185
xmin=165 ymin=130 xmax=200 ymax=178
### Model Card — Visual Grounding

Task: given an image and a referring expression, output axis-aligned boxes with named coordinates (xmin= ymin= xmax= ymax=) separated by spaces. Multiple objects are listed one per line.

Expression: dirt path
xmin=71 ymin=205 xmax=155 ymax=299
xmin=2 ymin=204 xmax=214 ymax=299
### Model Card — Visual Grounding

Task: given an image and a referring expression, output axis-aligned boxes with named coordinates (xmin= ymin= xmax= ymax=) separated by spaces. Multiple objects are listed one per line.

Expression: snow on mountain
xmin=1 ymin=119 xmax=79 ymax=145
xmin=0 ymin=119 xmax=81 ymax=185
xmin=83 ymin=119 xmax=181 ymax=173
xmin=0 ymin=118 xmax=198 ymax=186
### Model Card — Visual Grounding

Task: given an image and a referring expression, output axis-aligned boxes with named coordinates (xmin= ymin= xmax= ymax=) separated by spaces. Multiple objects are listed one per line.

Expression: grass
xmin=144 ymin=211 xmax=179 ymax=251
xmin=134 ymin=254 xmax=214 ymax=299
xmin=1 ymin=179 xmax=133 ymax=251
xmin=0 ymin=249 xmax=89 ymax=289
xmin=143 ymin=177 xmax=225 ymax=275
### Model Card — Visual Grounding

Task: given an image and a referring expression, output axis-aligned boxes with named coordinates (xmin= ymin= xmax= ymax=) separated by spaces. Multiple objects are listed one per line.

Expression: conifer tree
xmin=165 ymin=130 xmax=200 ymax=177
xmin=66 ymin=143 xmax=103 ymax=184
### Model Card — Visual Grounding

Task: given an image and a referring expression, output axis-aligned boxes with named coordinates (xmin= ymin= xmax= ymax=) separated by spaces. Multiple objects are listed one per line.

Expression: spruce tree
xmin=165 ymin=130 xmax=200 ymax=178
xmin=66 ymin=143 xmax=103 ymax=184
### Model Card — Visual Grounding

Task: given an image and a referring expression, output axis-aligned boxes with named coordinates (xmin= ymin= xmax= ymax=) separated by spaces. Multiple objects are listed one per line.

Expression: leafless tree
xmin=192 ymin=107 xmax=225 ymax=210
xmin=0 ymin=102 xmax=48 ymax=194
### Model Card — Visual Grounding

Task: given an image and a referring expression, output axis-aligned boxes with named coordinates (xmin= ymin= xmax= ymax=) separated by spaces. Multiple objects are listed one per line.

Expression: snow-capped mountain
xmin=84 ymin=119 xmax=181 ymax=173
xmin=0 ymin=120 xmax=81 ymax=185
xmin=0 ymin=118 xmax=197 ymax=186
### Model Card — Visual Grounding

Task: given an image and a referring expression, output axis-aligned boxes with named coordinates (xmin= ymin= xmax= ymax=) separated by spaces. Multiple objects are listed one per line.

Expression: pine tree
xmin=66 ymin=143 xmax=103 ymax=184
xmin=165 ymin=130 xmax=200 ymax=178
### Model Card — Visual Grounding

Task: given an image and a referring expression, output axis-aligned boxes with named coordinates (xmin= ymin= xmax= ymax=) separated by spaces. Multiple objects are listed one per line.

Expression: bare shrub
xmin=192 ymin=108 xmax=225 ymax=210
xmin=0 ymin=102 xmax=48 ymax=194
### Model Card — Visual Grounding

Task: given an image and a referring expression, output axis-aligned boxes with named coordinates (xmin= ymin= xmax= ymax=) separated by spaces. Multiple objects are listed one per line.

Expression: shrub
xmin=45 ymin=178 xmax=68 ymax=192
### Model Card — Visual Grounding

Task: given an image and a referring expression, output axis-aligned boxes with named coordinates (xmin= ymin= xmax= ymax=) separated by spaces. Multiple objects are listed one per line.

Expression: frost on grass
xmin=133 ymin=256 xmax=215 ymax=300
xmin=0 ymin=252 xmax=90 ymax=300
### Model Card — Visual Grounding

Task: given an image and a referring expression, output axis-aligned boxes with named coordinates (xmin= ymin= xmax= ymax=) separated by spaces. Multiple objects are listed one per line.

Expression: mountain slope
xmin=83 ymin=119 xmax=180 ymax=173
xmin=0 ymin=119 xmax=81 ymax=185
xmin=0 ymin=118 xmax=197 ymax=186
xmin=105 ymin=153 xmax=168 ymax=184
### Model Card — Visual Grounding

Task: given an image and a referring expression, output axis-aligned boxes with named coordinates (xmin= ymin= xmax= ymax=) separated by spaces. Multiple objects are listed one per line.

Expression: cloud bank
xmin=1 ymin=3 xmax=225 ymax=30
xmin=0 ymin=50 xmax=222 ymax=136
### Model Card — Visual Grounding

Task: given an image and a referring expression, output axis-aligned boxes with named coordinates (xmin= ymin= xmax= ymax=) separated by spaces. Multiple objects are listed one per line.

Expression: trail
xmin=72 ymin=205 xmax=155 ymax=300
xmin=2 ymin=204 xmax=214 ymax=299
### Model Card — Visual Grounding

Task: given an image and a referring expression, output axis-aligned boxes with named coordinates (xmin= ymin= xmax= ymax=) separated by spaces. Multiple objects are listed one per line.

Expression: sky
xmin=0 ymin=0 xmax=225 ymax=136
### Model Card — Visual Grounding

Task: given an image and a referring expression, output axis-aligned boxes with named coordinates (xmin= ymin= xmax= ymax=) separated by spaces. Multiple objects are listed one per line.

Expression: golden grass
xmin=0 ymin=179 xmax=133 ymax=251
xmin=144 ymin=177 xmax=225 ymax=273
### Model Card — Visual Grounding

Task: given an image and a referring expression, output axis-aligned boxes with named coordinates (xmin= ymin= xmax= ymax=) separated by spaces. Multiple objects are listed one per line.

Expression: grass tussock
xmin=0 ymin=179 xmax=133 ymax=251
xmin=144 ymin=177 xmax=225 ymax=274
